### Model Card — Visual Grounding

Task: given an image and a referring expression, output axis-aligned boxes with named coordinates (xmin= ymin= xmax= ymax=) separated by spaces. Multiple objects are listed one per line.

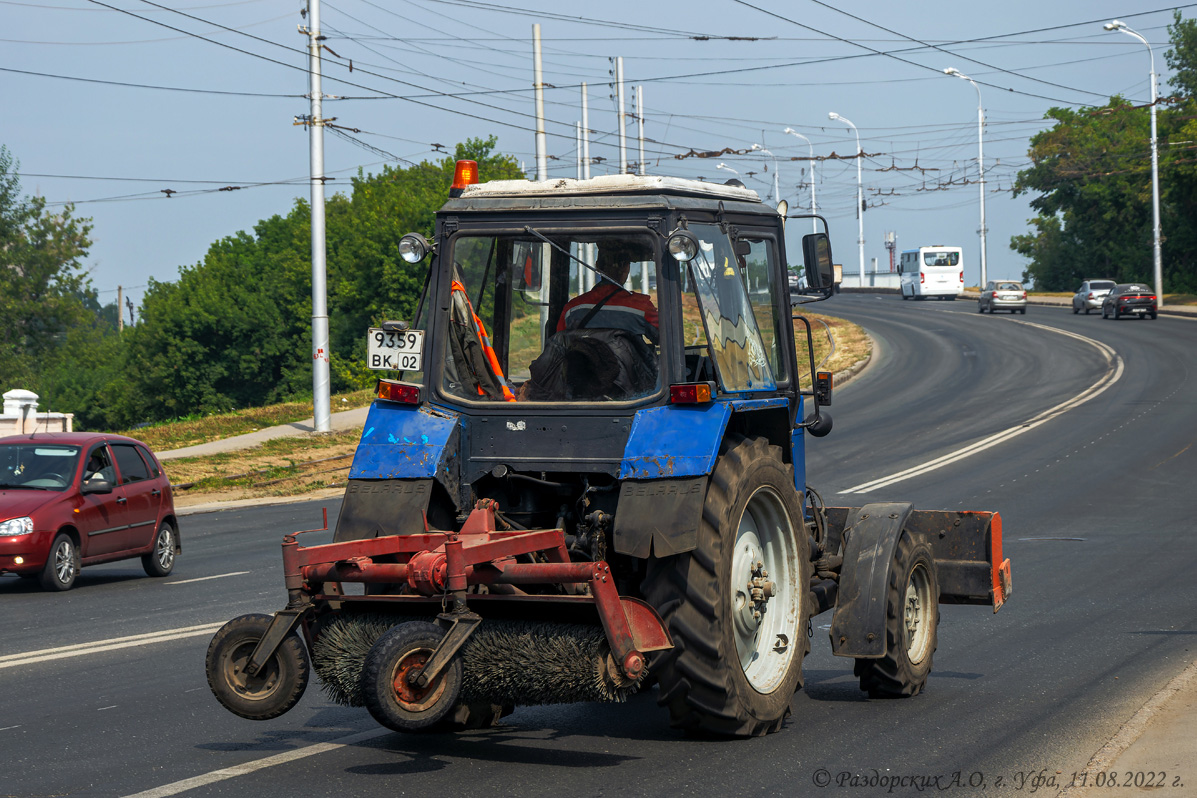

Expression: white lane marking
xmin=0 ymin=622 xmax=225 ymax=669
xmin=0 ymin=725 xmax=20 ymax=731
xmin=840 ymin=320 xmax=1123 ymax=494
xmin=122 ymin=729 xmax=391 ymax=798
xmin=167 ymin=572 xmax=250 ymax=586
xmin=98 ymin=706 xmax=117 ymax=711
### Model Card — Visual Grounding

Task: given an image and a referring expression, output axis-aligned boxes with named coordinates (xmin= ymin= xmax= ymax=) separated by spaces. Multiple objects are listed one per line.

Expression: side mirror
xmin=82 ymin=479 xmax=113 ymax=495
xmin=804 ymin=410 xmax=833 ymax=437
xmin=802 ymin=232 xmax=835 ymax=293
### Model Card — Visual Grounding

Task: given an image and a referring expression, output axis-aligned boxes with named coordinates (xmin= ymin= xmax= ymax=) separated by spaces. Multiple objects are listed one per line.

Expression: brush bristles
xmin=311 ymin=614 xmax=646 ymax=708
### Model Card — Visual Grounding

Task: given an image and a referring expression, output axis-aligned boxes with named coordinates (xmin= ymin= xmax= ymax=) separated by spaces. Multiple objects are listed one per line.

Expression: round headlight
xmin=398 ymin=233 xmax=430 ymax=264
xmin=667 ymin=230 xmax=700 ymax=262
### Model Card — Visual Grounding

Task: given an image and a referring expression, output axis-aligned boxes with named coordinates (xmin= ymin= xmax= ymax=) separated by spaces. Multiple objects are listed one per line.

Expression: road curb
xmin=1057 ymin=658 xmax=1197 ymax=798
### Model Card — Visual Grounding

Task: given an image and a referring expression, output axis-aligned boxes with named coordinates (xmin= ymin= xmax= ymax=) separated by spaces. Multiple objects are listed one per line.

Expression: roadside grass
xmin=159 ymin=310 xmax=870 ymax=505
xmin=162 ymin=429 xmax=361 ymax=506
xmin=124 ymin=389 xmax=374 ymax=450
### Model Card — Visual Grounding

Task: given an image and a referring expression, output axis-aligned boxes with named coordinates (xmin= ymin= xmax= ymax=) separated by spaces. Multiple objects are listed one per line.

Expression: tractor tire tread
xmin=642 ymin=434 xmax=811 ymax=737
xmin=853 ymin=532 xmax=939 ymax=698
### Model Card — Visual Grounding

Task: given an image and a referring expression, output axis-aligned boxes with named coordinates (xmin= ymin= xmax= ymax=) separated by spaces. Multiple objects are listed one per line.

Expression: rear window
xmin=997 ymin=282 xmax=1021 ymax=291
xmin=1091 ymin=281 xmax=1115 ymax=290
xmin=1126 ymin=284 xmax=1151 ymax=293
xmin=112 ymin=443 xmax=150 ymax=484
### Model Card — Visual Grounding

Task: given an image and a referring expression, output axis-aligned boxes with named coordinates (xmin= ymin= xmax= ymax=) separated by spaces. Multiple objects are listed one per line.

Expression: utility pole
xmin=533 ymin=24 xmax=548 ymax=182
xmin=636 ymin=85 xmax=646 ymax=176
xmin=615 ymin=57 xmax=627 ymax=174
xmin=581 ymin=81 xmax=594 ymax=291
xmin=303 ymin=0 xmax=331 ymax=432
xmin=581 ymin=82 xmax=591 ymax=180
xmin=533 ymin=24 xmax=548 ymax=333
xmin=117 ymin=285 xmax=123 ymax=333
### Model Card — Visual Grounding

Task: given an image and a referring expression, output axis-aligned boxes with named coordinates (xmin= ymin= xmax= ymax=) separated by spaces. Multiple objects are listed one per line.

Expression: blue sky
xmin=4 ymin=0 xmax=1187 ymax=310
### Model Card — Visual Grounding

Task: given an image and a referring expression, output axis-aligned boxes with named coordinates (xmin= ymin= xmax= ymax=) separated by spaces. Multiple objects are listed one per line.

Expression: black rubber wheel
xmin=643 ymin=435 xmax=811 ymax=737
xmin=976 ymin=303 xmax=983 ymax=313
xmin=39 ymin=533 xmax=79 ymax=591
xmin=1151 ymin=313 xmax=1158 ymax=320
xmin=142 ymin=521 xmax=176 ymax=577
xmin=361 ymin=621 xmax=464 ymax=732
xmin=206 ymin=613 xmax=310 ymax=720
xmin=1085 ymin=307 xmax=1092 ymax=315
xmin=1019 ymin=308 xmax=1026 ymax=315
xmin=854 ymin=531 xmax=939 ymax=698
xmin=1073 ymin=305 xmax=1079 ymax=314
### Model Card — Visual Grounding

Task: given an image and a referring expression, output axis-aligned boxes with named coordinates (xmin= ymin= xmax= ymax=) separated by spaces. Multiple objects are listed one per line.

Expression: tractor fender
xmin=829 ymin=502 xmax=915 ymax=659
xmin=614 ymin=399 xmax=797 ymax=558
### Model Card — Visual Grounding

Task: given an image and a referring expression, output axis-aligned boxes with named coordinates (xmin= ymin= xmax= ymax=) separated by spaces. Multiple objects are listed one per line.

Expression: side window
xmin=135 ymin=445 xmax=161 ymax=478
xmin=112 ymin=444 xmax=150 ymax=485
xmin=85 ymin=446 xmax=115 ymax=485
xmin=741 ymin=236 xmax=787 ymax=384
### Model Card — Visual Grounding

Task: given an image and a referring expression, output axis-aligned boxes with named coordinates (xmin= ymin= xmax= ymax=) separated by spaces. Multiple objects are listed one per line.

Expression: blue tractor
xmin=206 ymin=166 xmax=1011 ymax=737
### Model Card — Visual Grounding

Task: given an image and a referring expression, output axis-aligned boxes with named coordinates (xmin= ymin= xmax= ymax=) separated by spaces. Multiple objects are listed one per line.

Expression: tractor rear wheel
xmin=361 ymin=621 xmax=464 ymax=732
xmin=206 ymin=613 xmax=310 ymax=720
xmin=643 ymin=435 xmax=811 ymax=736
xmin=854 ymin=531 xmax=939 ymax=697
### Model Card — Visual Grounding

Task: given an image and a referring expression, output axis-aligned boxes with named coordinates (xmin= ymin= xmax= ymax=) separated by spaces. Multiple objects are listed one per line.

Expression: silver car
xmin=1072 ymin=279 xmax=1116 ymax=314
xmin=978 ymin=280 xmax=1027 ymax=314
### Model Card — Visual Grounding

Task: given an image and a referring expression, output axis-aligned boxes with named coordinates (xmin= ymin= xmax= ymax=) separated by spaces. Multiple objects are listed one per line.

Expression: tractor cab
xmin=348 ymin=167 xmax=836 ymax=542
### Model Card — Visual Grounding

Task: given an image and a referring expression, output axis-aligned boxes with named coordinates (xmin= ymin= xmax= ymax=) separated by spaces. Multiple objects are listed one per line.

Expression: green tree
xmin=115 ymin=137 xmax=522 ymax=424
xmin=1012 ymin=14 xmax=1197 ymax=293
xmin=0 ymin=146 xmax=94 ymax=389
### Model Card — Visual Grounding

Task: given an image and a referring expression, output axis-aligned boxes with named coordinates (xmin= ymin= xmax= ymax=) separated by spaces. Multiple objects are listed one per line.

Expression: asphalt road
xmin=2 ymin=294 xmax=1195 ymax=798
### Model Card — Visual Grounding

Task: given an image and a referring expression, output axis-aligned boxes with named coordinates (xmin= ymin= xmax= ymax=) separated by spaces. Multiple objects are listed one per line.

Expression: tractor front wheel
xmin=854 ymin=531 xmax=939 ymax=697
xmin=361 ymin=621 xmax=464 ymax=732
xmin=206 ymin=613 xmax=310 ymax=720
xmin=643 ymin=435 xmax=811 ymax=736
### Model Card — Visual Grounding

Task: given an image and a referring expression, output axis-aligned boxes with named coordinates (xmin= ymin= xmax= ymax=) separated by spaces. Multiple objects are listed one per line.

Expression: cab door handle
xmin=151 ymin=489 xmax=161 ymax=497
xmin=116 ymin=496 xmax=127 ymax=504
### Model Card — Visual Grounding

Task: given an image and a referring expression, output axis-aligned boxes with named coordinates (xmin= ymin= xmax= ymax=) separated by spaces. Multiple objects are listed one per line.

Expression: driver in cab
xmin=557 ymin=240 xmax=658 ymax=338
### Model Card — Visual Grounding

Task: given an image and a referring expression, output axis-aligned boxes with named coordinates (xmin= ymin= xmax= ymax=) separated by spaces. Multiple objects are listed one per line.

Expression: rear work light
xmin=449 ymin=160 xmax=479 ymax=197
xmin=670 ymin=382 xmax=714 ymax=404
xmin=376 ymin=379 xmax=421 ymax=405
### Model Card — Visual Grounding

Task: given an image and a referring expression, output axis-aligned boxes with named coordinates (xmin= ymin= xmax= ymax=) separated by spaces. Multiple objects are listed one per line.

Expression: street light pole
xmin=750 ymin=143 xmax=779 ymax=203
xmin=944 ymin=68 xmax=987 ymax=291
xmin=783 ymin=127 xmax=818 ymax=233
xmin=829 ymin=112 xmax=864 ymax=285
xmin=1105 ymin=20 xmax=1164 ymax=307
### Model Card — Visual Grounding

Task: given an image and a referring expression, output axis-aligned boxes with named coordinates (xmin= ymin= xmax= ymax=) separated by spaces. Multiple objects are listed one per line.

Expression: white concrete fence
xmin=1 ymin=389 xmax=73 ymax=436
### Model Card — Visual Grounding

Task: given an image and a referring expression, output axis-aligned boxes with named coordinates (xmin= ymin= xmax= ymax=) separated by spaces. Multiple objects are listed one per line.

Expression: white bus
xmin=899 ymin=246 xmax=964 ymax=300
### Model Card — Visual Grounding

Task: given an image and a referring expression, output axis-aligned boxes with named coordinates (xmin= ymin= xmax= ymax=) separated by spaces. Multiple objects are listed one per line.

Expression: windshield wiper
xmin=522 ymin=226 xmax=623 ymax=290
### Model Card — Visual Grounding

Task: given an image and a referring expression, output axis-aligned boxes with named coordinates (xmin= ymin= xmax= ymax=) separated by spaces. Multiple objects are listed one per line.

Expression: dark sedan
xmin=1102 ymin=283 xmax=1157 ymax=320
xmin=0 ymin=432 xmax=179 ymax=590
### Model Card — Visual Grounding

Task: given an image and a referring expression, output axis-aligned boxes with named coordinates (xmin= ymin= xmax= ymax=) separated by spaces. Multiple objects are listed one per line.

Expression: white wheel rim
xmin=905 ymin=562 xmax=933 ymax=664
xmin=730 ymin=486 xmax=800 ymax=693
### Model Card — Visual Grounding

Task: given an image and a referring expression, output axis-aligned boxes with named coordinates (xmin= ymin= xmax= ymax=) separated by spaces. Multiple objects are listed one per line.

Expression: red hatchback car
xmin=0 ymin=432 xmax=180 ymax=591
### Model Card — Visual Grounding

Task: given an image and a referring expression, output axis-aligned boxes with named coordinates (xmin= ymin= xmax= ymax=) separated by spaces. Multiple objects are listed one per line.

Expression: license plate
xmin=1132 ymin=308 xmax=1146 ymax=313
xmin=367 ymin=328 xmax=425 ymax=371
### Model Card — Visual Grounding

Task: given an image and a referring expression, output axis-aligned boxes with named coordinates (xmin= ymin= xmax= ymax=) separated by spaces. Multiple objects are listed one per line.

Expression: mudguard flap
xmin=829 ymin=502 xmax=913 ymax=659
xmin=824 ymin=506 xmax=1012 ymax=658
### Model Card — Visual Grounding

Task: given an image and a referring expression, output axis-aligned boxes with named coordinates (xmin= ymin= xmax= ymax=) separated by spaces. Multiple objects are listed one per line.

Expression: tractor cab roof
xmin=441 ymin=175 xmax=769 ymax=216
